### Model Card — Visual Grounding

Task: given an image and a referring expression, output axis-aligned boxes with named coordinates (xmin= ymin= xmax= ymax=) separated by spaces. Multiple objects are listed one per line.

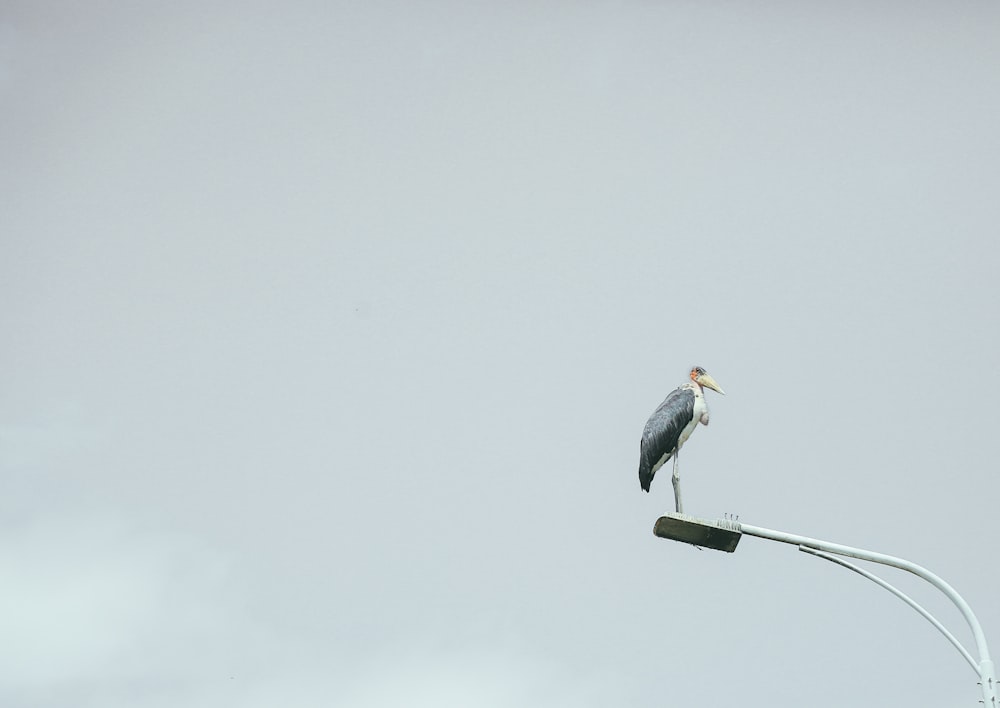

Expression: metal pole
xmin=738 ymin=522 xmax=997 ymax=706
xmin=799 ymin=546 xmax=979 ymax=674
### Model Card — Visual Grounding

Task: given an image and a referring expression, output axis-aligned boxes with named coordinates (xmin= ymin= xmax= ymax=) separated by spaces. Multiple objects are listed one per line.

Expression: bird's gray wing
xmin=638 ymin=387 xmax=695 ymax=492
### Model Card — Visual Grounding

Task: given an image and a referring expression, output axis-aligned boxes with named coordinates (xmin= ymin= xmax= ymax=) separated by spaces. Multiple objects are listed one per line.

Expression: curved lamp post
xmin=653 ymin=513 xmax=997 ymax=706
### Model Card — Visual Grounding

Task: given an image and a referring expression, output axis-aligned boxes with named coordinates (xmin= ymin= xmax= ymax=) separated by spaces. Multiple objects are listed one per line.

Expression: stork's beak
xmin=698 ymin=373 xmax=725 ymax=395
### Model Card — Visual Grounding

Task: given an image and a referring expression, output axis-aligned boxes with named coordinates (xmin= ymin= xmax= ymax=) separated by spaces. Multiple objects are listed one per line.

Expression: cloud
xmin=0 ymin=511 xmax=246 ymax=695
xmin=330 ymin=645 xmax=615 ymax=708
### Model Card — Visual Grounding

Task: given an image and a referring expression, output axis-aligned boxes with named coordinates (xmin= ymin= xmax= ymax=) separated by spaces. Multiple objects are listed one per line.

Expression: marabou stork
xmin=639 ymin=366 xmax=725 ymax=513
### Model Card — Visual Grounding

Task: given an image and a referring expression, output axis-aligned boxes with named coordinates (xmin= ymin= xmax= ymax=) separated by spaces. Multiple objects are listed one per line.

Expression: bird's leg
xmin=672 ymin=454 xmax=683 ymax=514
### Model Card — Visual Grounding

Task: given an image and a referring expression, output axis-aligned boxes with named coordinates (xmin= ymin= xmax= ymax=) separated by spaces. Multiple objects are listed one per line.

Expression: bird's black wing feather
xmin=638 ymin=387 xmax=695 ymax=492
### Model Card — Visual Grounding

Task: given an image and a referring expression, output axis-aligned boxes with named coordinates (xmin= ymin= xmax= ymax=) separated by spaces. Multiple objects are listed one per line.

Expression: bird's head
xmin=690 ymin=366 xmax=725 ymax=395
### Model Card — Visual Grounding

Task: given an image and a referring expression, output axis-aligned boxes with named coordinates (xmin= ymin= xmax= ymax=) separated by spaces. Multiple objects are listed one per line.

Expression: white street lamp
xmin=654 ymin=513 xmax=997 ymax=706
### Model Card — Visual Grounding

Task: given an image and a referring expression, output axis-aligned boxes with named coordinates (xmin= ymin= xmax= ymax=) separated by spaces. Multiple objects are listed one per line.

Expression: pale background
xmin=3 ymin=3 xmax=999 ymax=706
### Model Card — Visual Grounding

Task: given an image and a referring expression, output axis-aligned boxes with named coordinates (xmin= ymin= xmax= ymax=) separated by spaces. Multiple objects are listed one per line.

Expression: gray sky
xmin=3 ymin=2 xmax=1000 ymax=706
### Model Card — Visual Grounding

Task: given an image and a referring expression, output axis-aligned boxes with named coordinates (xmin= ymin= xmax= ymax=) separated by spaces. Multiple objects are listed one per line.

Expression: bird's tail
xmin=639 ymin=465 xmax=654 ymax=492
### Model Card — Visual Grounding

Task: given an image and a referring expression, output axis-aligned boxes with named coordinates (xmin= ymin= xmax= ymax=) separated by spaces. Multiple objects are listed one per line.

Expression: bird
xmin=639 ymin=366 xmax=725 ymax=514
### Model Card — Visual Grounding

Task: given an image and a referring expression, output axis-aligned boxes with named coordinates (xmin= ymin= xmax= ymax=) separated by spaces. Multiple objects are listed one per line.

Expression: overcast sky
xmin=3 ymin=2 xmax=1000 ymax=707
